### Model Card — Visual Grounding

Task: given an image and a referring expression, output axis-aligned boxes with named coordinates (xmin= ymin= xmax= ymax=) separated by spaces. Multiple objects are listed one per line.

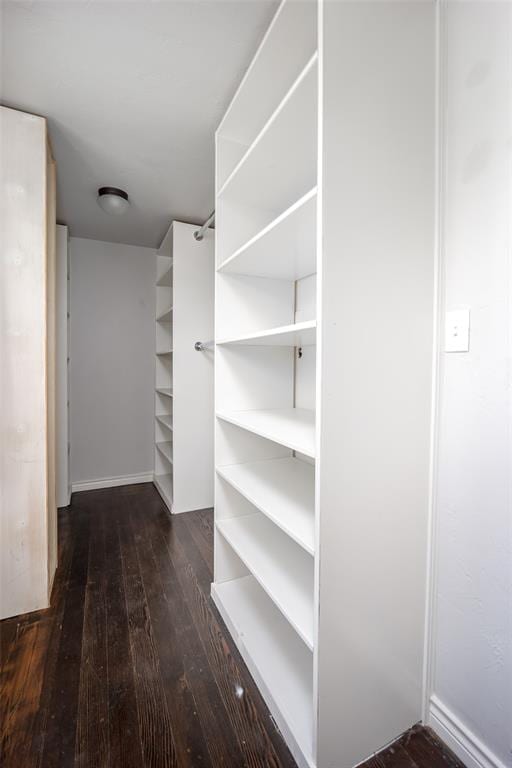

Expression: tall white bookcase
xmin=154 ymin=220 xmax=214 ymax=514
xmin=212 ymin=2 xmax=436 ymax=767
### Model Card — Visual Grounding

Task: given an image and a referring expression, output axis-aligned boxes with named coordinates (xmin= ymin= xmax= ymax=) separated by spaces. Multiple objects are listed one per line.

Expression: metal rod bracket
xmin=195 ymin=340 xmax=214 ymax=351
xmin=193 ymin=211 xmax=215 ymax=241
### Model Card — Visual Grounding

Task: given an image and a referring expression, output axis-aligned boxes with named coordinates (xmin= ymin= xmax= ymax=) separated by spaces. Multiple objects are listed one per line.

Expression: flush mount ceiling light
xmin=97 ymin=186 xmax=130 ymax=215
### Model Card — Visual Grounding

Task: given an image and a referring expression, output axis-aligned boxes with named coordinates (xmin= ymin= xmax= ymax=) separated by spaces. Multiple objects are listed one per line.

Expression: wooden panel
xmin=46 ymin=137 xmax=58 ymax=594
xmin=0 ymin=107 xmax=50 ymax=619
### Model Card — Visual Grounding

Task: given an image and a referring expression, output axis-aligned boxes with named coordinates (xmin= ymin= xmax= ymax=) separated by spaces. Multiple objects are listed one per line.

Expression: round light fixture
xmin=97 ymin=186 xmax=130 ymax=215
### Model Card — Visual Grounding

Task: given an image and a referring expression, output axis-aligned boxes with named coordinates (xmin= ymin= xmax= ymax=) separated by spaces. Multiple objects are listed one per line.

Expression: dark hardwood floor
xmin=1 ymin=483 xmax=465 ymax=768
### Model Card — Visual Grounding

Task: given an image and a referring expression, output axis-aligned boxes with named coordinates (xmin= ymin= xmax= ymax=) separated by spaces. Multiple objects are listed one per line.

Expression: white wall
xmin=70 ymin=237 xmax=155 ymax=489
xmin=429 ymin=4 xmax=512 ymax=768
xmin=56 ymin=225 xmax=70 ymax=507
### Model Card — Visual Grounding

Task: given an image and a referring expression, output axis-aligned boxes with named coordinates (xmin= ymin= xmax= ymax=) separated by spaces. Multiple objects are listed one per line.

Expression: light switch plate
xmin=445 ymin=309 xmax=470 ymax=352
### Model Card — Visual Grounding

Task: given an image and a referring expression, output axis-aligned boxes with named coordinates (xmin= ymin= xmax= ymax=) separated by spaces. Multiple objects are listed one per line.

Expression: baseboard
xmin=429 ymin=696 xmax=507 ymax=768
xmin=71 ymin=471 xmax=153 ymax=493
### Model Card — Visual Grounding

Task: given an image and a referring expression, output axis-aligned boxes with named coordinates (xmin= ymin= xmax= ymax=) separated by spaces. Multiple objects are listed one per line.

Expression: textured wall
xmin=431 ymin=3 xmax=512 ymax=765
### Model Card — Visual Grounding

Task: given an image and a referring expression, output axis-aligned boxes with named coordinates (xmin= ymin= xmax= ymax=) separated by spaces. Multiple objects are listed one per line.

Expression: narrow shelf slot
xmin=216 ymin=0 xmax=317 ymax=192
xmin=218 ymin=188 xmax=317 ymax=280
xmin=217 ymin=320 xmax=316 ymax=347
xmin=154 ymin=473 xmax=173 ymax=507
xmin=156 ymin=414 xmax=173 ymax=431
xmin=217 ymin=54 xmax=317 ymax=206
xmin=156 ymin=387 xmax=173 ymax=398
xmin=212 ymin=576 xmax=313 ymax=763
xmin=156 ymin=350 xmax=173 ymax=356
xmin=156 ymin=307 xmax=173 ymax=322
xmin=216 ymin=408 xmax=315 ymax=458
xmin=216 ymin=515 xmax=314 ymax=649
xmin=156 ymin=266 xmax=173 ymax=287
xmin=217 ymin=457 xmax=314 ymax=555
xmin=156 ymin=441 xmax=173 ymax=464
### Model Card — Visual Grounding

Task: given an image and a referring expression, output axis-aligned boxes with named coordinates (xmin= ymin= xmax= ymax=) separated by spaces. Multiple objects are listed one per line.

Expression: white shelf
xmin=156 ymin=266 xmax=173 ymax=286
xmin=216 ymin=0 xmax=317 ymax=190
xmin=156 ymin=414 xmax=173 ymax=431
xmin=217 ymin=54 xmax=317 ymax=212
xmin=216 ymin=457 xmax=315 ymax=555
xmin=156 ymin=349 xmax=173 ymax=356
xmin=156 ymin=440 xmax=173 ymax=464
xmin=156 ymin=387 xmax=173 ymax=398
xmin=218 ymin=188 xmax=317 ymax=281
xmin=216 ymin=515 xmax=314 ymax=649
xmin=156 ymin=307 xmax=173 ymax=322
xmin=217 ymin=320 xmax=316 ymax=348
xmin=154 ymin=473 xmax=173 ymax=508
xmin=212 ymin=576 xmax=313 ymax=764
xmin=216 ymin=408 xmax=315 ymax=458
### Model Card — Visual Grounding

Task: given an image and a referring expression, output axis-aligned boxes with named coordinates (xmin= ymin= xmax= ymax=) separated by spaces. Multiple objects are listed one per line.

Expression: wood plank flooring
xmin=0 ymin=483 xmax=465 ymax=768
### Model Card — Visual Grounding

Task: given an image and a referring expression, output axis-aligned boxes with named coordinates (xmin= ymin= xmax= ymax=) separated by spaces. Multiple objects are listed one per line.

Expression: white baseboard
xmin=57 ymin=489 xmax=72 ymax=509
xmin=429 ymin=696 xmax=507 ymax=768
xmin=71 ymin=471 xmax=153 ymax=494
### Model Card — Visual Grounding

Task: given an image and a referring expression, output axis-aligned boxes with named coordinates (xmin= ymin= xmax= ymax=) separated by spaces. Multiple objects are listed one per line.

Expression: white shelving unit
xmin=217 ymin=513 xmax=314 ymax=648
xmin=155 ymin=387 xmax=173 ymax=398
xmin=213 ymin=2 xmax=436 ymax=767
xmin=153 ymin=221 xmax=214 ymax=514
xmin=213 ymin=575 xmax=314 ymax=761
xmin=218 ymin=187 xmax=317 ymax=281
xmin=156 ymin=440 xmax=173 ymax=464
xmin=217 ymin=319 xmax=316 ymax=347
xmin=156 ymin=307 xmax=172 ymax=322
xmin=155 ymin=413 xmax=173 ymax=430
xmin=154 ymin=231 xmax=174 ymax=510
xmin=217 ymin=409 xmax=315 ymax=458
xmin=216 ymin=457 xmax=315 ymax=554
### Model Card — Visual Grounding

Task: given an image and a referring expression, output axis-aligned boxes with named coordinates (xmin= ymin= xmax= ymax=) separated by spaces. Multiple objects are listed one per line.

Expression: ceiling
xmin=1 ymin=0 xmax=277 ymax=247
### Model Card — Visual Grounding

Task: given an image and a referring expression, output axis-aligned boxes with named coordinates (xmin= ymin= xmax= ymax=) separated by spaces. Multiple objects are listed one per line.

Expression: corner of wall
xmin=429 ymin=697 xmax=510 ymax=768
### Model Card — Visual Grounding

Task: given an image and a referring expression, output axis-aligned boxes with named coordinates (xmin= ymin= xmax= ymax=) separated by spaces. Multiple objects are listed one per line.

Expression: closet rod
xmin=193 ymin=211 xmax=215 ymax=241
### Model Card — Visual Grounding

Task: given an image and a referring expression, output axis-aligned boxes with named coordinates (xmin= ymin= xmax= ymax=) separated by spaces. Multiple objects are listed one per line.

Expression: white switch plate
xmin=445 ymin=309 xmax=470 ymax=352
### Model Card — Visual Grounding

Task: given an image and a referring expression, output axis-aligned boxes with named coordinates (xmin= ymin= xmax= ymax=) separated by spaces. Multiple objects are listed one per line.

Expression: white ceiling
xmin=1 ymin=0 xmax=277 ymax=247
